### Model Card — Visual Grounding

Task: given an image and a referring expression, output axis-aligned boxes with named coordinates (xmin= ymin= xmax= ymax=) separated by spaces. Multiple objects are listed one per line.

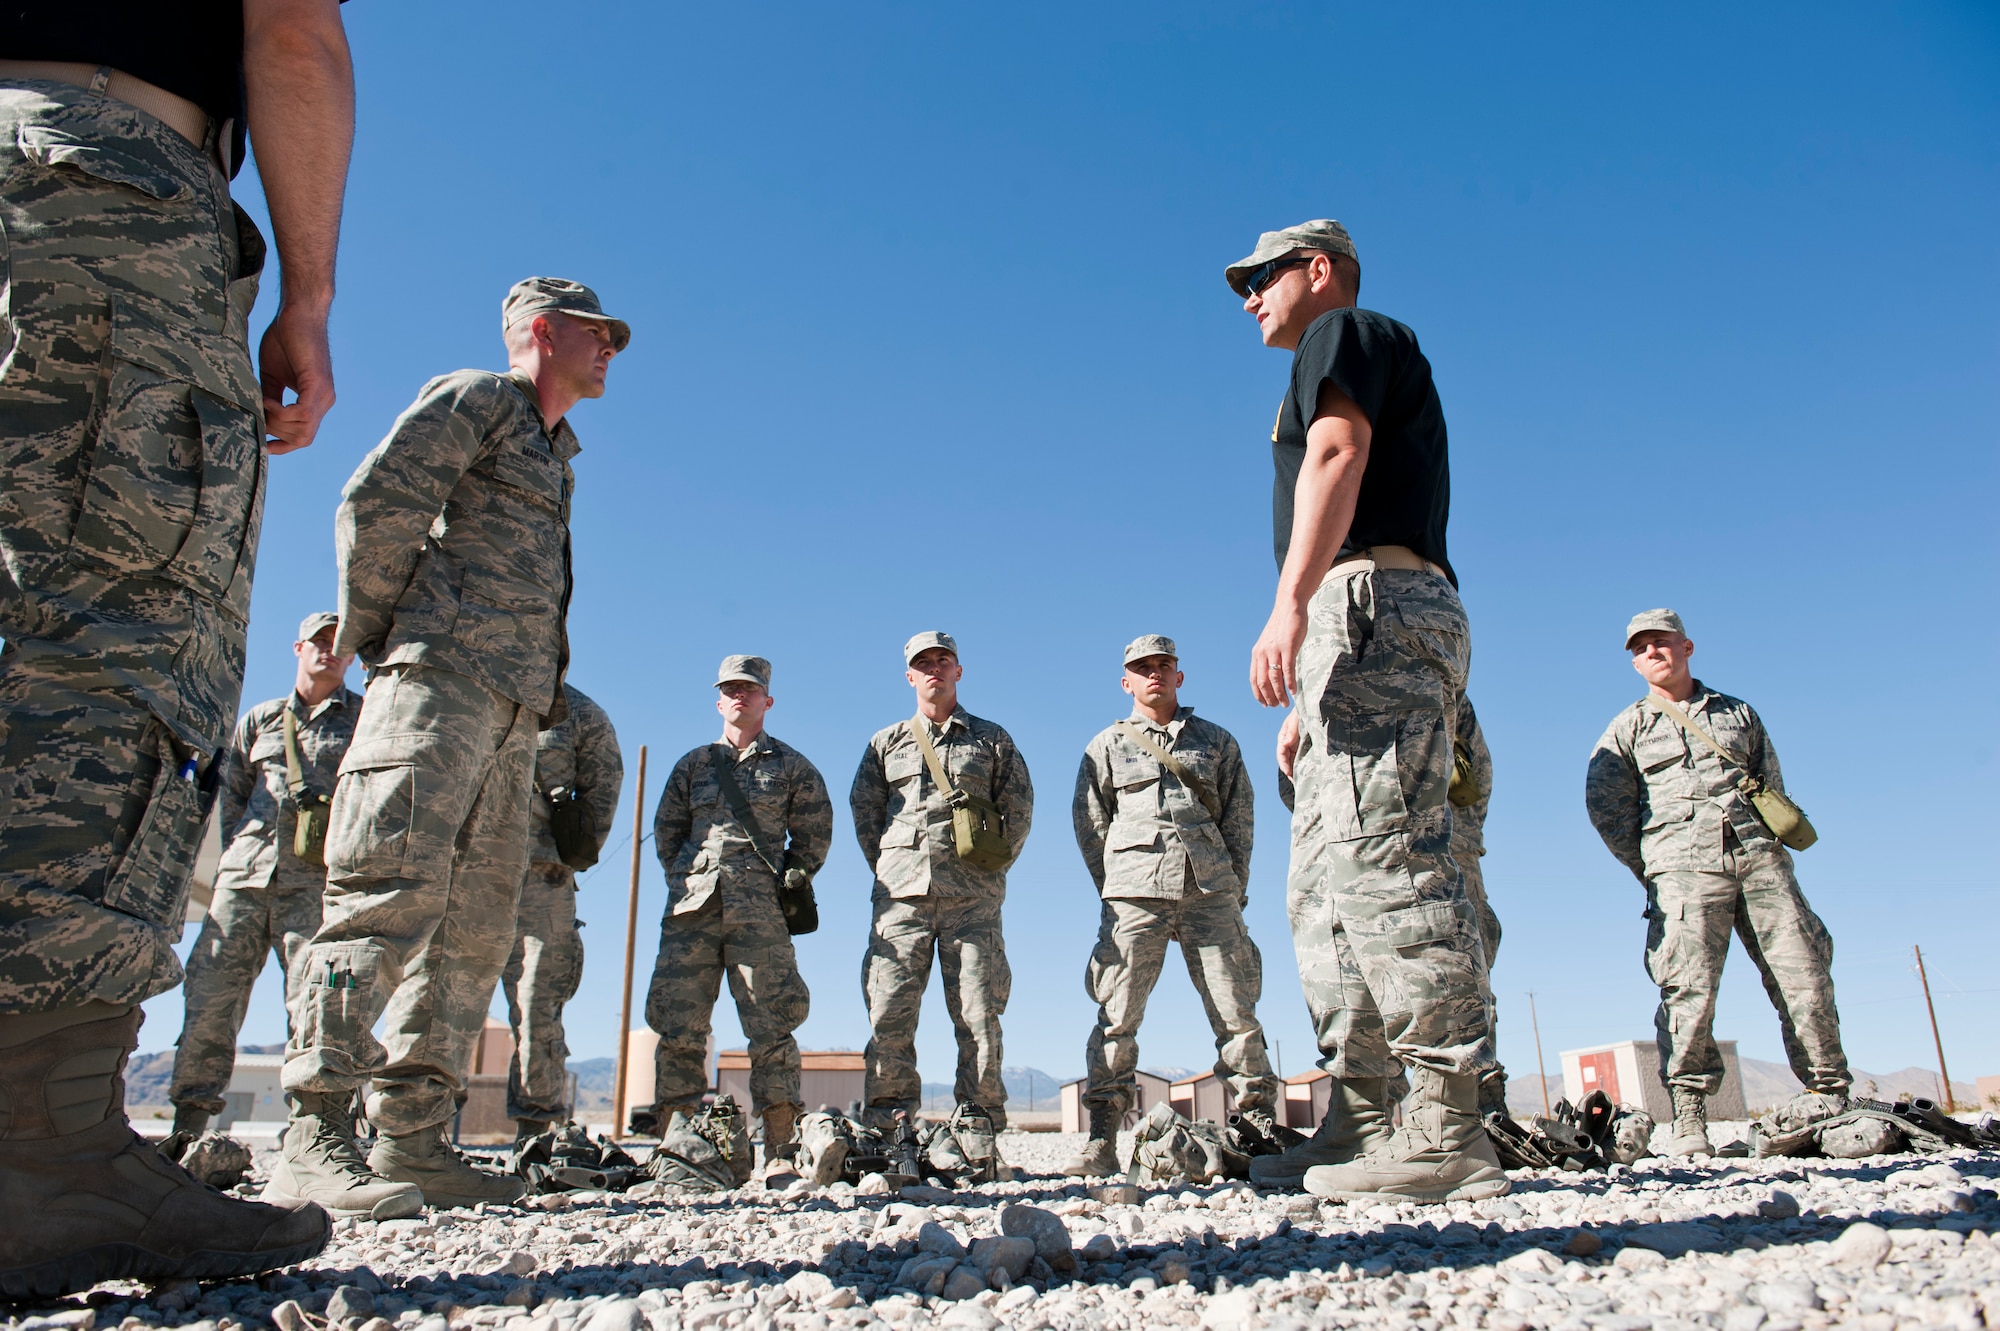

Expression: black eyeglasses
xmin=1242 ymin=255 xmax=1312 ymax=298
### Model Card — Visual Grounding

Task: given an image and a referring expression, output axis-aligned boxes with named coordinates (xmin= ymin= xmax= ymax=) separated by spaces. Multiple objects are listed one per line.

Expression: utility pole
xmin=1528 ymin=990 xmax=1551 ymax=1117
xmin=1914 ymin=944 xmax=1955 ymax=1112
xmin=611 ymin=745 xmax=647 ymax=1139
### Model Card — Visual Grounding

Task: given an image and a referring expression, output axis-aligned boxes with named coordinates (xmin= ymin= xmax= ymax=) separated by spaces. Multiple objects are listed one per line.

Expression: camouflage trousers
xmin=645 ymin=877 xmax=808 ymax=1114
xmin=169 ymin=880 xmax=321 ymax=1113
xmin=502 ymin=861 xmax=581 ymax=1122
xmin=0 ymin=85 xmax=266 ymax=1014
xmin=862 ymin=889 xmax=1010 ymax=1123
xmin=283 ymin=664 xmax=536 ymax=1135
xmin=1646 ymin=835 xmax=1849 ymax=1096
xmin=1082 ymin=889 xmax=1278 ymax=1120
xmin=1287 ymin=567 xmax=1494 ymax=1079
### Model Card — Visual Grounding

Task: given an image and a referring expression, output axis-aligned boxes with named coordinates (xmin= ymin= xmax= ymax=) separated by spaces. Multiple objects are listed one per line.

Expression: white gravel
xmin=11 ymin=1129 xmax=2000 ymax=1331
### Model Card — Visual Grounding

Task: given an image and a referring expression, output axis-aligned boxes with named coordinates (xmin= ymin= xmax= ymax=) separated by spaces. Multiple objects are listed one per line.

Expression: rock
xmin=938 ymin=1303 xmax=1001 ymax=1329
xmin=996 ymin=1286 xmax=1037 ymax=1312
xmin=784 ymin=1271 xmax=834 ymax=1304
xmin=1750 ymin=1278 xmax=1821 ymax=1316
xmin=940 ymin=1265 xmax=988 ymax=1301
xmin=968 ymin=1235 xmax=1034 ymax=1281
xmin=1563 ymin=1229 xmax=1602 ymax=1257
xmin=270 ymin=1301 xmax=310 ymax=1331
xmin=1079 ymin=1233 xmax=1118 ymax=1261
xmin=502 ymin=1281 xmax=537 ymax=1307
xmin=579 ymin=1297 xmax=645 ymax=1331
xmin=999 ymin=1203 xmax=1076 ymax=1272
xmin=151 ymin=1281 xmax=201 ymax=1313
xmin=917 ymin=1220 xmax=968 ymax=1258
xmin=356 ymin=1319 xmax=395 ymax=1331
xmin=344 ymin=1267 xmax=386 ymax=1294
xmin=1722 ymin=1307 xmax=1766 ymax=1331
xmin=1613 ymin=1246 xmax=1667 ymax=1272
xmin=898 ymin=1254 xmax=957 ymax=1294
xmin=1501 ymin=1247 xmax=1562 ymax=1275
xmin=1756 ymin=1189 xmax=1800 ymax=1219
xmin=1201 ymin=1287 xmax=1259 ymax=1331
xmin=1830 ymin=1221 xmax=1891 ymax=1269
xmin=854 ymin=1172 xmax=890 ymax=1195
xmin=325 ymin=1286 xmax=376 ymax=1323
xmin=1089 ymin=1184 xmax=1140 ymax=1205
xmin=1623 ymin=1221 xmax=1725 ymax=1257
xmin=821 ymin=1288 xmax=858 ymax=1310
xmin=900 ymin=1184 xmax=956 ymax=1204
xmin=495 ymin=1249 xmax=538 ymax=1276
xmin=18 ymin=1313 xmax=93 ymax=1331
xmin=1155 ymin=1255 xmax=1191 ymax=1284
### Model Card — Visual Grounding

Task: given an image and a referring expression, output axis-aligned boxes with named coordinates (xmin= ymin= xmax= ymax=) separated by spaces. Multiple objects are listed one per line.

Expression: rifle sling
xmin=1113 ymin=719 xmax=1222 ymax=824
xmin=709 ymin=745 xmax=785 ymax=879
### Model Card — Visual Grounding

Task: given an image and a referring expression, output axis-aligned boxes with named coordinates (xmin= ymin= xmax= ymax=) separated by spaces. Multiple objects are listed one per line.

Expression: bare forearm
xmin=1274 ymin=438 xmax=1366 ymax=612
xmin=244 ymin=0 xmax=353 ymax=310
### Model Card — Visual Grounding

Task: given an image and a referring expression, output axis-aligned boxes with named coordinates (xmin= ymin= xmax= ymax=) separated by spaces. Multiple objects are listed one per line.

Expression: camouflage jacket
xmin=214 ymin=685 xmax=363 ymax=892
xmin=529 ymin=683 xmax=623 ymax=869
xmin=1450 ymin=693 xmax=1493 ymax=862
xmin=333 ymin=368 xmax=576 ymax=724
xmin=1585 ymin=682 xmax=1790 ymax=880
xmin=1073 ymin=707 xmax=1253 ymax=900
xmin=656 ymin=733 xmax=833 ymax=916
xmin=850 ymin=706 xmax=1034 ymax=899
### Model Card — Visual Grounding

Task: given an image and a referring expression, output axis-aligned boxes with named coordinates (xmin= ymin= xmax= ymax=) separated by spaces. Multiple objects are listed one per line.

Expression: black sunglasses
xmin=1242 ymin=255 xmax=1313 ymax=297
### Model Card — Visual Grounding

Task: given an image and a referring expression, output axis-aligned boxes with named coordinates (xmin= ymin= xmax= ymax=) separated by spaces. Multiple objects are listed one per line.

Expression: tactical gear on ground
xmin=1126 ymin=1102 xmax=1247 ymax=1185
xmin=0 ymin=1005 xmax=330 ymax=1300
xmin=923 ymin=1102 xmax=1004 ymax=1185
xmin=174 ymin=1131 xmax=254 ymax=1190
xmin=370 ymin=1123 xmax=526 ymax=1208
xmin=1666 ymin=1087 xmax=1712 ymax=1157
xmin=1747 ymin=1093 xmax=1997 ymax=1160
xmin=1484 ymin=1091 xmax=1654 ymax=1171
xmin=1062 ymin=1103 xmax=1121 ymax=1177
xmin=264 ymin=1091 xmax=424 ymax=1221
xmin=1248 ymin=1077 xmax=1393 ymax=1188
xmin=644 ymin=1099 xmax=754 ymax=1194
xmin=1304 ymin=1067 xmax=1509 ymax=1202
xmin=511 ymin=1123 xmax=639 ymax=1194
xmin=795 ymin=1111 xmax=855 ymax=1188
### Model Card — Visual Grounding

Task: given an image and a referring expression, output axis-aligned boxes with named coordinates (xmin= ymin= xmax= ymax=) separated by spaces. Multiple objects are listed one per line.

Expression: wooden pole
xmin=1528 ymin=990 xmax=1551 ymax=1118
xmin=611 ymin=745 xmax=647 ymax=1139
xmin=1915 ymin=944 xmax=1954 ymax=1111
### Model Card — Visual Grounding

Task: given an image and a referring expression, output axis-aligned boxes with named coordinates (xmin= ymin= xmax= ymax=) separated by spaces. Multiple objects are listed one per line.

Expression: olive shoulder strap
xmin=708 ymin=745 xmax=785 ymax=878
xmin=1113 ymin=719 xmax=1222 ymax=824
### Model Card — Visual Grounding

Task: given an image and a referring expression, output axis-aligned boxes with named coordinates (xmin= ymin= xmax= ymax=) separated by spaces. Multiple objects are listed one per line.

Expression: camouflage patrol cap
xmin=297 ymin=611 xmax=339 ymax=642
xmin=1123 ymin=634 xmax=1179 ymax=666
xmin=1225 ymin=219 xmax=1359 ymax=297
xmin=1624 ymin=608 xmax=1687 ymax=649
xmin=502 ymin=277 xmax=631 ymax=351
xmin=904 ymin=630 xmax=959 ymax=664
xmin=715 ymin=655 xmax=771 ymax=690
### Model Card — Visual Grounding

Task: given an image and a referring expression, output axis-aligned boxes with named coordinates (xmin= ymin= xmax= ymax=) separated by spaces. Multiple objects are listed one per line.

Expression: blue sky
xmin=143 ymin=2 xmax=1999 ymax=1103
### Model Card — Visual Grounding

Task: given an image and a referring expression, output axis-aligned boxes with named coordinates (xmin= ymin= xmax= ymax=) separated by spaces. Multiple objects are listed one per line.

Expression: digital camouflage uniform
xmin=1585 ymin=683 xmax=1848 ymax=1096
xmin=284 ymin=368 xmax=577 ymax=1136
xmin=646 ymin=735 xmax=831 ymax=1114
xmin=850 ymin=707 xmax=1032 ymax=1122
xmin=503 ymin=682 xmax=620 ymax=1124
xmin=1074 ymin=705 xmax=1276 ymax=1121
xmin=170 ymin=683 xmax=361 ymax=1114
xmin=0 ymin=84 xmax=267 ymax=1014
xmin=1288 ymin=566 xmax=1494 ymax=1080
xmin=1450 ymin=695 xmax=1509 ymax=1110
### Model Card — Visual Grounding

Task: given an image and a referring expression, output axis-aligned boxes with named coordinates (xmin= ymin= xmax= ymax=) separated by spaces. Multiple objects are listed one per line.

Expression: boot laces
xmin=302 ymin=1116 xmax=382 ymax=1182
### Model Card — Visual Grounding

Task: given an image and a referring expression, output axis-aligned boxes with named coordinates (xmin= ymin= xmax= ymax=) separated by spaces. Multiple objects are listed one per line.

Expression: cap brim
xmin=511 ymin=308 xmax=631 ymax=351
xmin=715 ymin=674 xmax=765 ymax=688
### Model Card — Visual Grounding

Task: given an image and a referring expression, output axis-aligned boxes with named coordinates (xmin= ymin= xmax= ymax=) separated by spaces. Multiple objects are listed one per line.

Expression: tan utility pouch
xmin=1448 ymin=738 xmax=1480 ymax=807
xmin=1645 ymin=696 xmax=1818 ymax=851
xmin=284 ymin=706 xmax=332 ymax=866
xmin=909 ymin=716 xmax=1012 ymax=872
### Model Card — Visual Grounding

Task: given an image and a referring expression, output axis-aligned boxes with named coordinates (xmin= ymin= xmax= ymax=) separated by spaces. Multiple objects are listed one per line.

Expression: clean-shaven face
xmin=906 ymin=648 xmax=962 ymax=706
xmin=1629 ymin=630 xmax=1694 ymax=691
xmin=716 ymin=681 xmax=774 ymax=730
xmin=1120 ymin=655 xmax=1184 ymax=710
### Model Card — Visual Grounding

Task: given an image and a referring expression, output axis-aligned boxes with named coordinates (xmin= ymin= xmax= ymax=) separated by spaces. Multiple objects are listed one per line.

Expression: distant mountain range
xmin=1503 ymin=1056 xmax=1979 ymax=1118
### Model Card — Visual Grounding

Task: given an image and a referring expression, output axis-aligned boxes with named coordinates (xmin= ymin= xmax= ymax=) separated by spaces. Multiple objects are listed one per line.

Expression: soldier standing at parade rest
xmin=1452 ymin=695 xmax=1511 ymax=1117
xmin=850 ymin=632 xmax=1034 ymax=1128
xmin=1585 ymin=610 xmax=1849 ymax=1156
xmin=504 ymin=682 xmax=622 ymax=1142
xmin=0 ymin=0 xmax=353 ymax=1293
xmin=168 ymin=613 xmax=361 ymax=1141
xmin=1232 ymin=220 xmax=1505 ymax=1201
xmin=272 ymin=278 xmax=627 ymax=1217
xmin=646 ymin=656 xmax=831 ymax=1164
xmin=1063 ymin=635 xmax=1276 ymax=1178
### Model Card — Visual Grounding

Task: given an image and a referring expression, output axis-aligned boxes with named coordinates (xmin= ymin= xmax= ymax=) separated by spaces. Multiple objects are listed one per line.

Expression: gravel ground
xmin=9 ymin=1128 xmax=2000 ymax=1331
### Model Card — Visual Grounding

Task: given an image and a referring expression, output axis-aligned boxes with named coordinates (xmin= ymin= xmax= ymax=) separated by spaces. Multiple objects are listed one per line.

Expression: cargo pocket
xmin=103 ymin=727 xmax=212 ymax=932
xmin=1376 ymin=901 xmax=1462 ymax=957
xmin=324 ymin=763 xmax=417 ymax=880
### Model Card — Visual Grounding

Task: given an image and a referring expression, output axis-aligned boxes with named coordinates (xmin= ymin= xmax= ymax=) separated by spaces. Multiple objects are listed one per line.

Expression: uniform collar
xmin=291 ymin=686 xmax=356 ymax=723
xmin=718 ymin=731 xmax=775 ymax=761
xmin=503 ymin=368 xmax=584 ymax=462
xmin=1126 ymin=704 xmax=1192 ymax=735
xmin=917 ymin=705 xmax=969 ymax=739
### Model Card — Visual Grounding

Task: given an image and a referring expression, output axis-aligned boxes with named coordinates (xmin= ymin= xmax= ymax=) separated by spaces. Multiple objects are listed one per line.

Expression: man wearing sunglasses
xmin=1229 ymin=220 xmax=1504 ymax=1201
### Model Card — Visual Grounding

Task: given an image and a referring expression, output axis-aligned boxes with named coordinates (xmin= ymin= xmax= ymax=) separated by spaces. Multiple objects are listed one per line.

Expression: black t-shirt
xmin=3 ymin=0 xmax=247 ymax=171
xmin=1271 ymin=306 xmax=1454 ymax=585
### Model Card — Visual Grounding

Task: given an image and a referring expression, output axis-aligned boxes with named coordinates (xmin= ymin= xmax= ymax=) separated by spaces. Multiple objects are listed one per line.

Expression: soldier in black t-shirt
xmin=1228 ymin=220 xmax=1506 ymax=1203
xmin=0 ymin=1 xmax=357 ymax=1295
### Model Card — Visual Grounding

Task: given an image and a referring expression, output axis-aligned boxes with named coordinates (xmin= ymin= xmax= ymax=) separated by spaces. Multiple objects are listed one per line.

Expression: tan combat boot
xmin=0 ymin=1004 xmax=331 ymax=1300
xmin=761 ymin=1103 xmax=798 ymax=1165
xmin=265 ymin=1092 xmax=425 ymax=1220
xmin=514 ymin=1118 xmax=551 ymax=1147
xmin=1061 ymin=1101 xmax=1120 ymax=1177
xmin=1664 ymin=1087 xmax=1712 ymax=1157
xmin=371 ymin=1122 xmax=527 ymax=1208
xmin=1248 ymin=1077 xmax=1393 ymax=1189
xmin=1303 ymin=1066 xmax=1510 ymax=1202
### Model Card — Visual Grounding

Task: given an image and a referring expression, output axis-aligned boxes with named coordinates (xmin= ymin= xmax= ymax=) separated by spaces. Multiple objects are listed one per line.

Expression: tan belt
xmin=0 ymin=60 xmax=212 ymax=152
xmin=1326 ymin=544 xmax=1449 ymax=581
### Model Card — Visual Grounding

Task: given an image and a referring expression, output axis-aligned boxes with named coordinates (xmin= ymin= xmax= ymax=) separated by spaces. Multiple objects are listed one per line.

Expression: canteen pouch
xmin=282 ymin=706 xmax=329 ymax=867
xmin=781 ymin=866 xmax=820 ymax=936
xmin=950 ymin=794 xmax=1013 ymax=872
xmin=546 ymin=785 xmax=600 ymax=870
xmin=1741 ymin=779 xmax=1817 ymax=852
xmin=1448 ymin=737 xmax=1479 ymax=808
